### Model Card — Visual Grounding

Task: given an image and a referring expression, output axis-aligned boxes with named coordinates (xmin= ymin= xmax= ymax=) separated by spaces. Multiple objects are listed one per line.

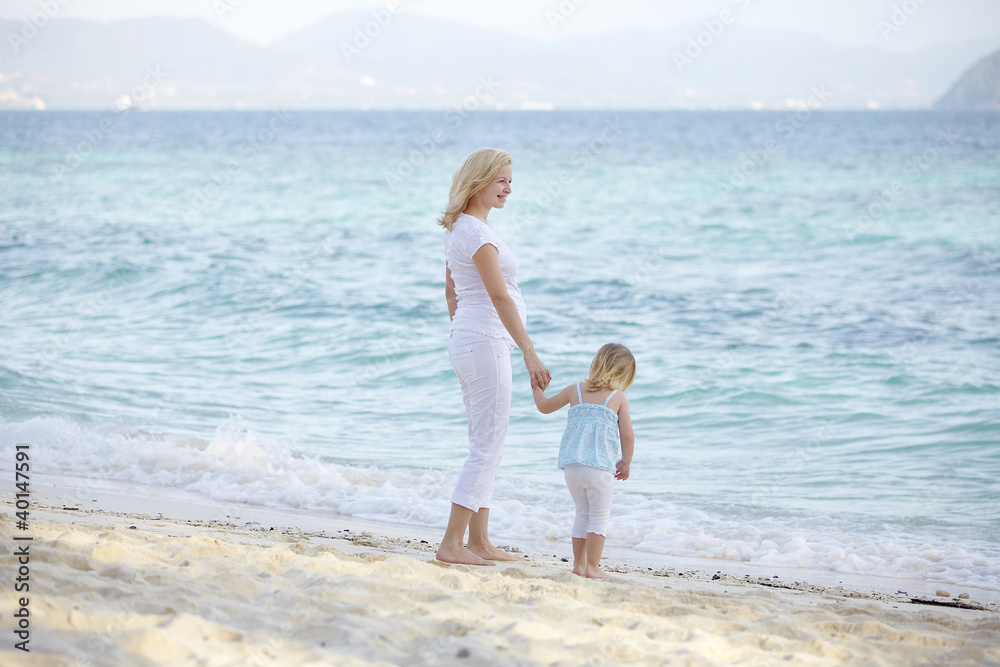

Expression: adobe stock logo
xmin=340 ymin=1 xmax=407 ymax=63
xmin=383 ymin=76 xmax=500 ymax=191
xmin=54 ymin=66 xmax=169 ymax=177
xmin=673 ymin=0 xmax=753 ymax=72
xmin=546 ymin=0 xmax=587 ymax=32
xmin=7 ymin=0 xmax=69 ymax=54
xmin=877 ymin=0 xmax=930 ymax=40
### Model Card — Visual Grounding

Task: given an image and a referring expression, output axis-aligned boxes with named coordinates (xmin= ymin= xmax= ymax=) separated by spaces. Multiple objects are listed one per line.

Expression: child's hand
xmin=531 ymin=372 xmax=551 ymax=391
xmin=614 ymin=460 xmax=630 ymax=481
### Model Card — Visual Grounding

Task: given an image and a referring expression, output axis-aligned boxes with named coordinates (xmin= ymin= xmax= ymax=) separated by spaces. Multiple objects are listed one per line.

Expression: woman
xmin=436 ymin=148 xmax=551 ymax=566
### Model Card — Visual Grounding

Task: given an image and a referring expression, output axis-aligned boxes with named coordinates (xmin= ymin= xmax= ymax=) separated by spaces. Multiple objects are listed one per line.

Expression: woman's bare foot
xmin=435 ymin=543 xmax=495 ymax=566
xmin=585 ymin=565 xmax=611 ymax=579
xmin=468 ymin=541 xmax=521 ymax=561
xmin=572 ymin=566 xmax=587 ymax=577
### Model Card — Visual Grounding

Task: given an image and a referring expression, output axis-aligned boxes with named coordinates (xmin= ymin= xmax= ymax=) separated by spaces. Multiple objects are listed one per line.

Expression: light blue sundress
xmin=557 ymin=383 xmax=621 ymax=475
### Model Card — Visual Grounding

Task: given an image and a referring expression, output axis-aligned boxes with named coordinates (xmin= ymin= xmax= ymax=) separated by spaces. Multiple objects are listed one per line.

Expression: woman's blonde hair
xmin=584 ymin=343 xmax=636 ymax=392
xmin=437 ymin=148 xmax=512 ymax=230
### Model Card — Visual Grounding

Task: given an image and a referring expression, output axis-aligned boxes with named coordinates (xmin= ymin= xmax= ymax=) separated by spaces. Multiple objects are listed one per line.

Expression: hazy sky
xmin=4 ymin=0 xmax=1000 ymax=52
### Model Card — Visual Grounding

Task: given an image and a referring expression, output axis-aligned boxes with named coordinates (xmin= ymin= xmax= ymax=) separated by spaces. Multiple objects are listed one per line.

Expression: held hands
xmin=529 ymin=370 xmax=552 ymax=391
xmin=614 ymin=460 xmax=630 ymax=481
xmin=525 ymin=353 xmax=551 ymax=392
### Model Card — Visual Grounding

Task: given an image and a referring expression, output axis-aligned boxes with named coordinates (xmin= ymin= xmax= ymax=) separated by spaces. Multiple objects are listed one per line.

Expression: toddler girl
xmin=532 ymin=343 xmax=636 ymax=579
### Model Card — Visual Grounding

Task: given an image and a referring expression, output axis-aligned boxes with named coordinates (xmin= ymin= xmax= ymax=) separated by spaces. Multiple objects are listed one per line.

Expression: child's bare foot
xmin=435 ymin=544 xmax=495 ymax=566
xmin=585 ymin=565 xmax=611 ymax=579
xmin=468 ymin=541 xmax=521 ymax=561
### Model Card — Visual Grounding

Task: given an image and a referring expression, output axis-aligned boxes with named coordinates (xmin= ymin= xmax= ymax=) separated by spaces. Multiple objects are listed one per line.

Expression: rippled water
xmin=2 ymin=110 xmax=999 ymax=589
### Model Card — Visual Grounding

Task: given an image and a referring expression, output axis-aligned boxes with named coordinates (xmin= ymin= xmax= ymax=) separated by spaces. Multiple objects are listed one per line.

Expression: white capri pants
xmin=564 ymin=463 xmax=615 ymax=538
xmin=449 ymin=329 xmax=514 ymax=513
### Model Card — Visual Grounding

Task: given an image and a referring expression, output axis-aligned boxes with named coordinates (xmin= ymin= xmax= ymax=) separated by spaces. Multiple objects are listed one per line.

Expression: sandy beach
xmin=0 ymin=481 xmax=997 ymax=666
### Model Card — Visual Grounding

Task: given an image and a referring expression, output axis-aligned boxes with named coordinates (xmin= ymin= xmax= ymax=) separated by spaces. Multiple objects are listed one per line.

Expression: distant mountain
xmin=934 ymin=48 xmax=1000 ymax=110
xmin=0 ymin=17 xmax=302 ymax=109
xmin=1 ymin=14 xmax=997 ymax=110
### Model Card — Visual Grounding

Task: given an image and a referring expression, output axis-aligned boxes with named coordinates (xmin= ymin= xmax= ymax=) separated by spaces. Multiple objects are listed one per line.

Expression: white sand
xmin=2 ymin=483 xmax=998 ymax=666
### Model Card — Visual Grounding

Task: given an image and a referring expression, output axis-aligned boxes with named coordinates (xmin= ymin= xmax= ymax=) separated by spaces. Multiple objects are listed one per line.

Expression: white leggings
xmin=448 ymin=330 xmax=513 ymax=513
xmin=564 ymin=463 xmax=614 ymax=538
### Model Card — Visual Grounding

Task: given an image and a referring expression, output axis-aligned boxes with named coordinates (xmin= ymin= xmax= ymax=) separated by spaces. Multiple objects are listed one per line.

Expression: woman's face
xmin=473 ymin=164 xmax=513 ymax=211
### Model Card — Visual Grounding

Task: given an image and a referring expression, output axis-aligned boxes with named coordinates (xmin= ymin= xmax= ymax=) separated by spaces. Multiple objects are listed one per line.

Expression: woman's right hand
xmin=525 ymin=352 xmax=551 ymax=391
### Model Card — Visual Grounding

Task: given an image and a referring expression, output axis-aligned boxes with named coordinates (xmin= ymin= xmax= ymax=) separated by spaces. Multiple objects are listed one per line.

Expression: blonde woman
xmin=531 ymin=343 xmax=636 ymax=579
xmin=436 ymin=148 xmax=551 ymax=566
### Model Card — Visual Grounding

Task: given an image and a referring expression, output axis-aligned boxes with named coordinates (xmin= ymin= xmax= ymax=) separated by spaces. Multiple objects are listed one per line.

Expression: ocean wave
xmin=1 ymin=414 xmax=997 ymax=592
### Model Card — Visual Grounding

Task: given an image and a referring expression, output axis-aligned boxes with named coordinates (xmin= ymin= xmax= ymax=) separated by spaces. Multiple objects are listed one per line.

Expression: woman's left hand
xmin=525 ymin=352 xmax=551 ymax=391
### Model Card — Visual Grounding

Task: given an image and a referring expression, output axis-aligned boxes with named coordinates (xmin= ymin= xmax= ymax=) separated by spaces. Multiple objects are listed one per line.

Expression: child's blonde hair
xmin=437 ymin=148 xmax=512 ymax=231
xmin=584 ymin=343 xmax=636 ymax=392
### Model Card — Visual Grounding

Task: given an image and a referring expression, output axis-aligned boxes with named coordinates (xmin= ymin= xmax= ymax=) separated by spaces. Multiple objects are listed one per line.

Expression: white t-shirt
xmin=444 ymin=213 xmax=527 ymax=344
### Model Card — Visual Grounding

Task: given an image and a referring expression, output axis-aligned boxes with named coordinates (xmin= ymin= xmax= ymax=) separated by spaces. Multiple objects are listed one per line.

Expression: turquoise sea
xmin=1 ymin=110 xmax=998 ymax=591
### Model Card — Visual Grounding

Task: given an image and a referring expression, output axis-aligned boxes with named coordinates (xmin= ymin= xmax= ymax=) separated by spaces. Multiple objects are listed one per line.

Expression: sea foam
xmin=2 ymin=415 xmax=997 ymax=592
